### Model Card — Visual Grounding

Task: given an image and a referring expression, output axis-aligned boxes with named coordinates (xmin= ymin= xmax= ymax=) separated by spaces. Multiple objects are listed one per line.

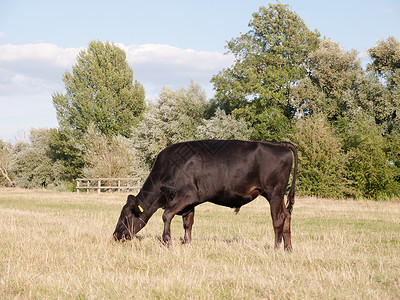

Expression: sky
xmin=0 ymin=0 xmax=399 ymax=142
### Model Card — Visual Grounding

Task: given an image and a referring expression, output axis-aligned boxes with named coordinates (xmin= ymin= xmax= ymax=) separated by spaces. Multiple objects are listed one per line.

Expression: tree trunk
xmin=0 ymin=166 xmax=14 ymax=187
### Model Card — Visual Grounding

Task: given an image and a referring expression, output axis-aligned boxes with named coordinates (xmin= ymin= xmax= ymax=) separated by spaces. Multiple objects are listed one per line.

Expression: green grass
xmin=0 ymin=188 xmax=399 ymax=299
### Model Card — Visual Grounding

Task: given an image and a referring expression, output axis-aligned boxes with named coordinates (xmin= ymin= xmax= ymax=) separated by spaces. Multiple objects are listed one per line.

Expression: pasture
xmin=0 ymin=188 xmax=399 ymax=299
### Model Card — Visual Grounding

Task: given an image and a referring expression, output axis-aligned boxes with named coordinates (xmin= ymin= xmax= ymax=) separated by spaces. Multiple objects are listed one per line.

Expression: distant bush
xmin=195 ymin=108 xmax=252 ymax=140
xmin=83 ymin=124 xmax=138 ymax=179
xmin=11 ymin=129 xmax=57 ymax=188
xmin=290 ymin=115 xmax=350 ymax=198
xmin=340 ymin=116 xmax=400 ymax=199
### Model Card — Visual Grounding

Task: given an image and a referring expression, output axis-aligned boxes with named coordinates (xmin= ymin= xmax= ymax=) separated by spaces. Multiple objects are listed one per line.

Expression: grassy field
xmin=0 ymin=188 xmax=399 ymax=299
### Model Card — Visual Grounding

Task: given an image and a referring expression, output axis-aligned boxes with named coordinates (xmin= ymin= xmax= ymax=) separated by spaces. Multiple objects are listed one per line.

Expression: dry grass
xmin=0 ymin=188 xmax=399 ymax=299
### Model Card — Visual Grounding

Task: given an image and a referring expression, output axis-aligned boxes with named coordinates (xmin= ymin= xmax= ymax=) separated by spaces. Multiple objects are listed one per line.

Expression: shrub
xmin=290 ymin=115 xmax=350 ymax=198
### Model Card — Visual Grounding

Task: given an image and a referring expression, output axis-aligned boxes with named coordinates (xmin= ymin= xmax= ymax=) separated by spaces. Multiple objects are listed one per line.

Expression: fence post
xmin=77 ymin=179 xmax=80 ymax=194
xmin=98 ymin=179 xmax=101 ymax=194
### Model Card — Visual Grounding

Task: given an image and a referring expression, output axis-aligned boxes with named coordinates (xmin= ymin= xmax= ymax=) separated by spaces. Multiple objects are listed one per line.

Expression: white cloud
xmin=0 ymin=43 xmax=80 ymax=97
xmin=0 ymin=42 xmax=234 ymax=97
xmin=382 ymin=8 xmax=395 ymax=14
xmin=121 ymin=43 xmax=233 ymax=70
xmin=0 ymin=42 xmax=234 ymax=141
xmin=118 ymin=43 xmax=234 ymax=98
xmin=0 ymin=43 xmax=80 ymax=67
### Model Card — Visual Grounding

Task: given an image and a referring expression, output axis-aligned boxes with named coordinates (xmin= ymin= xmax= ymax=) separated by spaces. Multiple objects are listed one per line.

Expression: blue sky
xmin=0 ymin=0 xmax=399 ymax=141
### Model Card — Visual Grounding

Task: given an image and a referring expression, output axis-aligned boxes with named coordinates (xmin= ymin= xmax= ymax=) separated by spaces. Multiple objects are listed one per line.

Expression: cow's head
xmin=113 ymin=194 xmax=146 ymax=241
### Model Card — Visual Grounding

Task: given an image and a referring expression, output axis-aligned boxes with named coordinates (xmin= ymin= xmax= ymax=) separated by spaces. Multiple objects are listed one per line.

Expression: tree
xmin=83 ymin=124 xmax=138 ymax=179
xmin=11 ymin=129 xmax=56 ymax=188
xmin=131 ymin=82 xmax=207 ymax=168
xmin=211 ymin=3 xmax=320 ymax=140
xmin=0 ymin=139 xmax=14 ymax=186
xmin=294 ymin=39 xmax=362 ymax=118
xmin=48 ymin=129 xmax=84 ymax=185
xmin=340 ymin=116 xmax=399 ymax=199
xmin=52 ymin=40 xmax=145 ymax=142
xmin=290 ymin=115 xmax=349 ymax=198
xmin=292 ymin=38 xmax=400 ymax=198
xmin=195 ymin=108 xmax=252 ymax=140
xmin=293 ymin=38 xmax=390 ymax=126
xmin=367 ymin=36 xmax=400 ymax=133
xmin=368 ymin=36 xmax=400 ymax=88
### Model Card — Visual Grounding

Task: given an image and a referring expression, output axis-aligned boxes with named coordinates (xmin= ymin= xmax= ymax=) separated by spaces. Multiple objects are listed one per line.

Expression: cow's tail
xmin=282 ymin=142 xmax=298 ymax=215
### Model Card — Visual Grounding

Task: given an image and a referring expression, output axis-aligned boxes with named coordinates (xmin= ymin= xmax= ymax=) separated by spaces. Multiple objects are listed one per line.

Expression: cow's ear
xmin=127 ymin=194 xmax=137 ymax=205
xmin=127 ymin=194 xmax=144 ymax=214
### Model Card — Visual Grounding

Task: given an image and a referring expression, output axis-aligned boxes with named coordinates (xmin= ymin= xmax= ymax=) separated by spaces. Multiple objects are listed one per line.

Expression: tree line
xmin=1 ymin=3 xmax=399 ymax=199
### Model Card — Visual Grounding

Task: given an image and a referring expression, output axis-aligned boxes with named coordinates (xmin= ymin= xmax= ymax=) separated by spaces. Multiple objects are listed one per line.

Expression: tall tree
xmin=367 ymin=36 xmax=400 ymax=132
xmin=52 ymin=40 xmax=145 ymax=142
xmin=211 ymin=3 xmax=320 ymax=140
xmin=293 ymin=38 xmax=400 ymax=198
xmin=293 ymin=38 xmax=369 ymax=121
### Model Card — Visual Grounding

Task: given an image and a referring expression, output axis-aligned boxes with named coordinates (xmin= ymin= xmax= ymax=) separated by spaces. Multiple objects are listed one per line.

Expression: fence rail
xmin=76 ymin=178 xmax=141 ymax=194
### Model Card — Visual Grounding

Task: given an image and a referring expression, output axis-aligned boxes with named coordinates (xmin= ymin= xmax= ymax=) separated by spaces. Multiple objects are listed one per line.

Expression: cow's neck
xmin=136 ymin=178 xmax=163 ymax=222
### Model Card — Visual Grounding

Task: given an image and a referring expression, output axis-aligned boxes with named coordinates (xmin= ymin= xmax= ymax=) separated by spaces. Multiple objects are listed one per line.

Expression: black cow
xmin=113 ymin=140 xmax=298 ymax=250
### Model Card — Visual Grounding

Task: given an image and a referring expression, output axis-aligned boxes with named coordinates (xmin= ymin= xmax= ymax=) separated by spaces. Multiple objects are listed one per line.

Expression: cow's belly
xmin=204 ymin=186 xmax=262 ymax=208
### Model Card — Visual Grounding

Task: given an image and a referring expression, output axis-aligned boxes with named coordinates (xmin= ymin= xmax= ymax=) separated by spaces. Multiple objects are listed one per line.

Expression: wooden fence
xmin=76 ymin=178 xmax=141 ymax=194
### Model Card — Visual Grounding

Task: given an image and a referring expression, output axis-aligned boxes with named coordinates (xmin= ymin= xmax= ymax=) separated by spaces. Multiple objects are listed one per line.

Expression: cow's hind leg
xmin=182 ymin=208 xmax=195 ymax=244
xmin=282 ymin=208 xmax=292 ymax=251
xmin=264 ymin=190 xmax=292 ymax=251
xmin=162 ymin=188 xmax=199 ymax=246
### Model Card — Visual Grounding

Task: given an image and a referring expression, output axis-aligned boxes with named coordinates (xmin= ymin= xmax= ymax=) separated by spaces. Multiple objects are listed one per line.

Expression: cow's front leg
xmin=162 ymin=210 xmax=173 ymax=246
xmin=162 ymin=188 xmax=199 ymax=247
xmin=182 ymin=208 xmax=195 ymax=244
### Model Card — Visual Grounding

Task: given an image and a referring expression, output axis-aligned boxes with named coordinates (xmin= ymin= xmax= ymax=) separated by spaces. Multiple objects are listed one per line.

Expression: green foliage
xmin=367 ymin=36 xmax=400 ymax=132
xmin=52 ymin=40 xmax=146 ymax=142
xmin=340 ymin=117 xmax=400 ymax=199
xmin=211 ymin=3 xmax=319 ymax=140
xmin=195 ymin=108 xmax=252 ymax=140
xmin=290 ymin=115 xmax=349 ymax=198
xmin=131 ymin=83 xmax=252 ymax=170
xmin=294 ymin=38 xmax=399 ymax=134
xmin=294 ymin=39 xmax=368 ymax=120
xmin=368 ymin=37 xmax=400 ymax=83
xmin=48 ymin=129 xmax=84 ymax=183
xmin=83 ymin=124 xmax=138 ymax=179
xmin=385 ymin=131 xmax=400 ymax=196
xmin=11 ymin=129 xmax=57 ymax=188
xmin=157 ymin=81 xmax=207 ymax=144
xmin=291 ymin=38 xmax=400 ymax=199
xmin=0 ymin=140 xmax=14 ymax=186
xmin=233 ymin=106 xmax=292 ymax=141
xmin=131 ymin=82 xmax=207 ymax=168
